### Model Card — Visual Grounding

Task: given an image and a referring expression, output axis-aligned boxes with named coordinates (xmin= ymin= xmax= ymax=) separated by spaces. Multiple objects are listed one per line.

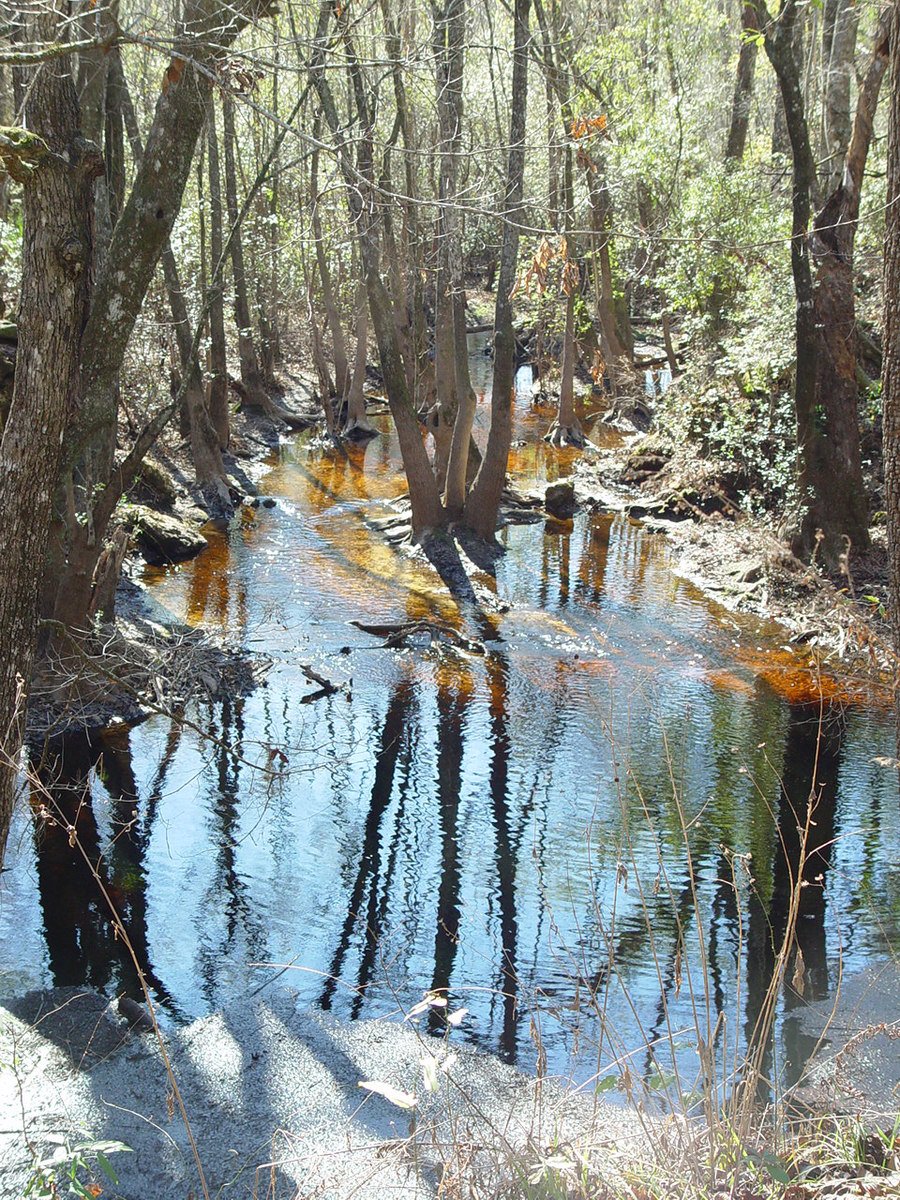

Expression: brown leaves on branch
xmin=510 ymin=235 xmax=580 ymax=299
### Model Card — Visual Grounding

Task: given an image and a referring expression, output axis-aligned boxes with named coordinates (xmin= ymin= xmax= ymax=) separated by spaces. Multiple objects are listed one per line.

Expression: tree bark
xmin=205 ymin=95 xmax=230 ymax=448
xmin=116 ymin=54 xmax=229 ymax=505
xmin=344 ymin=283 xmax=375 ymax=438
xmin=884 ymin=1 xmax=900 ymax=677
xmin=755 ymin=0 xmax=849 ymax=563
xmin=806 ymin=12 xmax=892 ymax=563
xmin=726 ymin=3 xmax=759 ymax=161
xmin=435 ymin=0 xmax=475 ymax=519
xmin=310 ymin=132 xmax=350 ymax=398
xmin=222 ymin=95 xmax=268 ymax=411
xmin=0 ymin=8 xmax=99 ymax=867
xmin=74 ymin=0 xmax=275 ymax=461
xmin=463 ymin=0 xmax=530 ymax=537
xmin=821 ymin=0 xmax=860 ymax=195
xmin=535 ymin=0 xmax=584 ymax=448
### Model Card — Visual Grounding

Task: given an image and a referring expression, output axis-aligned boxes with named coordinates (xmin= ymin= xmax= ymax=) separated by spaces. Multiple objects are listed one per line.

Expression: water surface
xmin=2 ymin=342 xmax=898 ymax=1100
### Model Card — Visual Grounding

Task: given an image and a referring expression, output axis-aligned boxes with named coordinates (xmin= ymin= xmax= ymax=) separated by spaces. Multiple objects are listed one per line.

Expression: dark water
xmin=2 ymin=341 xmax=898 ymax=1101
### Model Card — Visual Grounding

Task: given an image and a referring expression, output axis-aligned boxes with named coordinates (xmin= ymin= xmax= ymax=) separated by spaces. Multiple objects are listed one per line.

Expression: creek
xmin=2 ymin=336 xmax=899 ymax=1097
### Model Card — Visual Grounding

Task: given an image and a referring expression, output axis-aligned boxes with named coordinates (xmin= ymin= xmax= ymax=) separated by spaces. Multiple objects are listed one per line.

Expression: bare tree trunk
xmin=44 ymin=2 xmax=273 ymax=639
xmin=309 ymin=287 xmax=336 ymax=432
xmin=805 ymin=13 xmax=892 ymax=563
xmin=258 ymin=30 xmax=281 ymax=384
xmin=726 ymin=3 xmax=759 ymax=161
xmin=75 ymin=0 xmax=275 ymax=459
xmin=312 ymin=0 xmax=444 ymax=535
xmin=222 ymin=95 xmax=268 ymax=410
xmin=883 ymin=1 xmax=900 ymax=681
xmin=0 ymin=8 xmax=98 ymax=867
xmin=755 ymin=0 xmax=857 ymax=564
xmin=311 ymin=135 xmax=350 ymax=398
xmin=463 ymin=0 xmax=530 ymax=537
xmin=117 ymin=61 xmax=230 ymax=507
xmin=161 ymin=243 xmax=231 ymax=508
xmin=821 ymin=0 xmax=860 ymax=194
xmin=546 ymin=152 xmax=585 ymax=447
xmin=434 ymin=0 xmax=475 ymax=518
xmin=584 ymin=155 xmax=628 ymax=380
xmin=380 ymin=0 xmax=431 ymax=404
xmin=344 ymin=283 xmax=375 ymax=439
xmin=772 ymin=10 xmax=804 ymax=159
xmin=535 ymin=0 xmax=584 ymax=448
xmin=206 ymin=95 xmax=230 ymax=448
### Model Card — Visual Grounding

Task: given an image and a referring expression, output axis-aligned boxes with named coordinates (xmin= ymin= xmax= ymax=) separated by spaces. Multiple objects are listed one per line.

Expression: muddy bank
xmin=574 ymin=437 xmax=897 ymax=696
xmin=794 ymin=960 xmax=900 ymax=1123
xmin=26 ymin=575 xmax=269 ymax=743
xmin=2 ymin=973 xmax=899 ymax=1200
xmin=23 ymin=396 xmax=317 ymax=743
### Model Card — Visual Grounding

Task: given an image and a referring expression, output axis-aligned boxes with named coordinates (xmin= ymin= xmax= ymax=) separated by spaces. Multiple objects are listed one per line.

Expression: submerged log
xmin=299 ymin=663 xmax=343 ymax=701
xmin=351 ymin=619 xmax=485 ymax=655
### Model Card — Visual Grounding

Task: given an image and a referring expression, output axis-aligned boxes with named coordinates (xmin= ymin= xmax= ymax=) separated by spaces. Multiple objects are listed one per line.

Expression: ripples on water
xmin=1 ymin=341 xmax=898 ymax=1097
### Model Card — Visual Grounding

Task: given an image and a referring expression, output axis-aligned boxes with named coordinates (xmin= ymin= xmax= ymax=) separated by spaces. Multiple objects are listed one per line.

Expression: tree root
xmin=544 ymin=419 xmax=586 ymax=448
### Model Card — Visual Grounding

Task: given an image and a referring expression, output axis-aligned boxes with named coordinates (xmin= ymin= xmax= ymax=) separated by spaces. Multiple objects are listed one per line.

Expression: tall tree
xmin=0 ymin=3 xmax=99 ymax=867
xmin=311 ymin=0 xmax=445 ymax=535
xmin=821 ymin=0 xmax=860 ymax=195
xmin=463 ymin=0 xmax=531 ymax=536
xmin=222 ymin=94 xmax=270 ymax=414
xmin=883 ymin=1 xmax=900 ymax=678
xmin=726 ymin=3 xmax=759 ymax=162
xmin=753 ymin=0 xmax=872 ymax=565
xmin=206 ymin=94 xmax=230 ymax=449
xmin=0 ymin=0 xmax=275 ymax=868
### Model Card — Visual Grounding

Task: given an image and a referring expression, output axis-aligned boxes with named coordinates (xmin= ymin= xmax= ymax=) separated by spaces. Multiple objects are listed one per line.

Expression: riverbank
xmin=0 ymin=985 xmax=649 ymax=1199
xmin=1 ymin=971 xmax=898 ymax=1200
xmin=23 ymin=393 xmax=319 ymax=743
xmin=573 ymin=432 xmax=898 ymax=701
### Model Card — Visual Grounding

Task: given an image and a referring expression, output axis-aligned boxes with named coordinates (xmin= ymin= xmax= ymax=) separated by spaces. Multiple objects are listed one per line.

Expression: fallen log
xmin=351 ymin=619 xmax=485 ymax=655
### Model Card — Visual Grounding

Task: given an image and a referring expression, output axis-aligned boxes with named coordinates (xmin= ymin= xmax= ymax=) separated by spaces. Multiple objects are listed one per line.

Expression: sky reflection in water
xmin=1 ymin=342 xmax=898 ymax=1098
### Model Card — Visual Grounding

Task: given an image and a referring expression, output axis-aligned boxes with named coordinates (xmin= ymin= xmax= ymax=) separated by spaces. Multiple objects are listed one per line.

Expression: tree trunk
xmin=463 ymin=0 xmax=530 ymax=538
xmin=546 ymin=154 xmax=585 ymax=447
xmin=584 ymin=155 xmax=628 ymax=378
xmin=534 ymin=0 xmax=584 ymax=448
xmin=222 ymin=95 xmax=268 ymax=411
xmin=258 ymin=32 xmax=281 ymax=384
xmin=772 ymin=10 xmax=805 ymax=160
xmin=74 ymin=0 xmax=275 ymax=462
xmin=883 ymin=1 xmax=900 ymax=680
xmin=312 ymin=0 xmax=444 ymax=535
xmin=311 ymin=134 xmax=350 ymax=398
xmin=43 ymin=1 xmax=274 ymax=642
xmin=0 ymin=10 xmax=98 ymax=867
xmin=434 ymin=0 xmax=475 ymax=519
xmin=756 ymin=0 xmax=857 ymax=563
xmin=380 ymin=0 xmax=429 ymax=403
xmin=206 ymin=95 xmax=230 ymax=448
xmin=806 ymin=13 xmax=891 ymax=563
xmin=726 ymin=3 xmax=759 ymax=161
xmin=344 ymin=284 xmax=375 ymax=439
xmin=116 ymin=55 xmax=229 ymax=506
xmin=821 ymin=0 xmax=859 ymax=195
